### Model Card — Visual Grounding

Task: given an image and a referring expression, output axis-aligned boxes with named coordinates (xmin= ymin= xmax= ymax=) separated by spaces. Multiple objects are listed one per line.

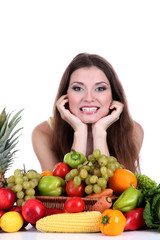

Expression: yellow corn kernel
xmin=36 ymin=211 xmax=101 ymax=233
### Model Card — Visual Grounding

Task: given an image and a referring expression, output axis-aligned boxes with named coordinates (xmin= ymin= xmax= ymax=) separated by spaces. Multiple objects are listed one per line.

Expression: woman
xmin=32 ymin=53 xmax=144 ymax=173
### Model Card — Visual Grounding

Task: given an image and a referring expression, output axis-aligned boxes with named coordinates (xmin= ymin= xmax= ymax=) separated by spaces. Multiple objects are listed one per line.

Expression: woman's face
xmin=67 ymin=67 xmax=112 ymax=124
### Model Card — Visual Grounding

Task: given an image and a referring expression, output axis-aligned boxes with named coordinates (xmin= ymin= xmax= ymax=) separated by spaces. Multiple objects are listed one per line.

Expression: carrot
xmin=88 ymin=196 xmax=112 ymax=213
xmin=85 ymin=188 xmax=113 ymax=199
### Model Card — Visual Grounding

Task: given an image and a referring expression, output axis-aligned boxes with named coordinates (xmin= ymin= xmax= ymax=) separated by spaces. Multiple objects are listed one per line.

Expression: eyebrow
xmin=70 ymin=81 xmax=109 ymax=86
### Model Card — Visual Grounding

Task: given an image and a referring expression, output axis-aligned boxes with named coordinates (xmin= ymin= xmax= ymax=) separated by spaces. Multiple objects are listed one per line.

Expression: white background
xmin=0 ymin=0 xmax=160 ymax=183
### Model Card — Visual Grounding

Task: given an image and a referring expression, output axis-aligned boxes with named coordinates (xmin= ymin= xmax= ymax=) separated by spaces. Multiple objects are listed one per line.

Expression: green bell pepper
xmin=113 ymin=186 xmax=142 ymax=212
xmin=64 ymin=149 xmax=86 ymax=168
xmin=38 ymin=176 xmax=66 ymax=196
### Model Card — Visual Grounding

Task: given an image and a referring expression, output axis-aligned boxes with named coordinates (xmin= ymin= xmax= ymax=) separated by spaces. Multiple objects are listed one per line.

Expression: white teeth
xmin=81 ymin=107 xmax=98 ymax=112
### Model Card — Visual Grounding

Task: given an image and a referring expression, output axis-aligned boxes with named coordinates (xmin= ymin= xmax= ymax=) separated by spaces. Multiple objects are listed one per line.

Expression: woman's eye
xmin=95 ymin=86 xmax=106 ymax=91
xmin=72 ymin=86 xmax=83 ymax=91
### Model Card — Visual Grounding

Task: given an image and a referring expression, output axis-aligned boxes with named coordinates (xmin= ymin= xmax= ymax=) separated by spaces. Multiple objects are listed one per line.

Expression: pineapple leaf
xmin=0 ymin=108 xmax=7 ymax=129
xmin=0 ymin=108 xmax=23 ymax=173
xmin=8 ymin=109 xmax=23 ymax=128
xmin=0 ymin=113 xmax=10 ymax=139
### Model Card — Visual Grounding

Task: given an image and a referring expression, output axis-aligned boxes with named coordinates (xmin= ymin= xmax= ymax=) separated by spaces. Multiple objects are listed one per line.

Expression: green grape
xmin=29 ymin=179 xmax=38 ymax=188
xmin=36 ymin=173 xmax=41 ymax=179
xmin=11 ymin=185 xmax=16 ymax=192
xmin=15 ymin=184 xmax=23 ymax=192
xmin=93 ymin=184 xmax=101 ymax=194
xmin=73 ymin=176 xmax=81 ymax=186
xmin=88 ymin=154 xmax=94 ymax=161
xmin=90 ymin=175 xmax=98 ymax=184
xmin=114 ymin=162 xmax=121 ymax=169
xmin=107 ymin=169 xmax=114 ymax=177
xmin=85 ymin=175 xmax=91 ymax=185
xmin=98 ymin=155 xmax=108 ymax=166
xmin=15 ymin=177 xmax=23 ymax=184
xmin=16 ymin=199 xmax=25 ymax=207
xmin=7 ymin=183 xmax=15 ymax=189
xmin=17 ymin=191 xmax=25 ymax=199
xmin=70 ymin=169 xmax=79 ymax=178
xmin=107 ymin=163 xmax=116 ymax=172
xmin=26 ymin=171 xmax=37 ymax=179
xmin=6 ymin=175 xmax=15 ymax=183
xmin=77 ymin=164 xmax=83 ymax=170
xmin=92 ymin=149 xmax=101 ymax=159
xmin=80 ymin=168 xmax=88 ymax=179
xmin=93 ymin=168 xmax=101 ymax=177
xmin=119 ymin=164 xmax=124 ymax=169
xmin=23 ymin=181 xmax=31 ymax=189
xmin=65 ymin=172 xmax=73 ymax=181
xmin=107 ymin=156 xmax=117 ymax=163
xmin=82 ymin=165 xmax=91 ymax=171
xmin=14 ymin=169 xmax=23 ymax=178
xmin=23 ymin=176 xmax=28 ymax=181
xmin=103 ymin=173 xmax=109 ymax=181
xmin=100 ymin=166 xmax=107 ymax=175
xmin=30 ymin=196 xmax=36 ymax=199
xmin=97 ymin=178 xmax=107 ymax=188
xmin=85 ymin=185 xmax=93 ymax=195
xmin=24 ymin=195 xmax=32 ymax=201
xmin=26 ymin=188 xmax=35 ymax=196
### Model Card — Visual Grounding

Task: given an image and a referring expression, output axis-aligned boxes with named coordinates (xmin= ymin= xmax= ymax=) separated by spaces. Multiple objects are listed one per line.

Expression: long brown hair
xmin=51 ymin=53 xmax=140 ymax=173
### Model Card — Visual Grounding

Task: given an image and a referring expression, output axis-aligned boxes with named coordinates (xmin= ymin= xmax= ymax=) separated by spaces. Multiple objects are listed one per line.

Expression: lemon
xmin=0 ymin=211 xmax=24 ymax=232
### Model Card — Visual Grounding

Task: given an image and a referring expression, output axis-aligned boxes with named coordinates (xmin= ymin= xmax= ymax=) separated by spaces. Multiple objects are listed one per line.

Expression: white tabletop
xmin=0 ymin=225 xmax=159 ymax=240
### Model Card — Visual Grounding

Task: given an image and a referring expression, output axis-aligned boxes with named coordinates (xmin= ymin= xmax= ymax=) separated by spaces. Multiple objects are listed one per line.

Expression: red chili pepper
xmin=45 ymin=208 xmax=63 ymax=216
xmin=124 ymin=208 xmax=146 ymax=231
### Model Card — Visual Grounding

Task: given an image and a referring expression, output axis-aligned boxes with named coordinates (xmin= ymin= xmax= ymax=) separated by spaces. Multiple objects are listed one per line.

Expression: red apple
xmin=22 ymin=199 xmax=46 ymax=225
xmin=0 ymin=188 xmax=15 ymax=210
xmin=0 ymin=209 xmax=6 ymax=217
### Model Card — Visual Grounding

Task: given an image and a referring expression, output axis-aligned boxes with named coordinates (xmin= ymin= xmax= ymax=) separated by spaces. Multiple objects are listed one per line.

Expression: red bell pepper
xmin=124 ymin=208 xmax=146 ymax=231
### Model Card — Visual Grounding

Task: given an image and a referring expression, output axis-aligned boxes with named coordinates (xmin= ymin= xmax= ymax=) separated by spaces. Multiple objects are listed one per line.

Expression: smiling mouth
xmin=80 ymin=107 xmax=100 ymax=114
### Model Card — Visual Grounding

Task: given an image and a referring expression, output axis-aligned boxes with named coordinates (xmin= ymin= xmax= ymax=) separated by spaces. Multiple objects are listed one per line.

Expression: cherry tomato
xmin=66 ymin=180 xmax=85 ymax=197
xmin=64 ymin=197 xmax=85 ymax=213
xmin=53 ymin=162 xmax=70 ymax=179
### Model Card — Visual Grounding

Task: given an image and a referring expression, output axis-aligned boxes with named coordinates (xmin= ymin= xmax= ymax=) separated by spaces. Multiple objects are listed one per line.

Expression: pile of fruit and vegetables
xmin=0 ymin=108 xmax=160 ymax=235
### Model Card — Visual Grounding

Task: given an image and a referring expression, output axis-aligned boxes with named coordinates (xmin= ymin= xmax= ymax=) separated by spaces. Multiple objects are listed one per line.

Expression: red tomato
xmin=53 ymin=162 xmax=70 ymax=179
xmin=64 ymin=197 xmax=85 ymax=213
xmin=66 ymin=180 xmax=85 ymax=197
xmin=22 ymin=199 xmax=46 ymax=225
xmin=0 ymin=188 xmax=15 ymax=210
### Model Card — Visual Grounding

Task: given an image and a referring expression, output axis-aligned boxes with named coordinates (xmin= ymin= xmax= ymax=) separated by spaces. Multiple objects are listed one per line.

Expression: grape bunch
xmin=65 ymin=149 xmax=123 ymax=195
xmin=6 ymin=169 xmax=41 ymax=206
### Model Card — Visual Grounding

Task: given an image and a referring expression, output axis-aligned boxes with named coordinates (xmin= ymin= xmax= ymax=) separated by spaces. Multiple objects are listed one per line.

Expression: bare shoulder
xmin=133 ymin=121 xmax=144 ymax=150
xmin=32 ymin=121 xmax=53 ymax=148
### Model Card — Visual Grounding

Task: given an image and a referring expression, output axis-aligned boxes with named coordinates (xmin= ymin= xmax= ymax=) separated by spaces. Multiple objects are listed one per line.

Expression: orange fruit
xmin=108 ymin=169 xmax=137 ymax=195
xmin=41 ymin=171 xmax=53 ymax=178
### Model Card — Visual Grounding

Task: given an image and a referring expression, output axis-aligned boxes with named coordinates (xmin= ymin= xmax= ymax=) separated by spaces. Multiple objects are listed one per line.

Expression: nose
xmin=84 ymin=90 xmax=95 ymax=102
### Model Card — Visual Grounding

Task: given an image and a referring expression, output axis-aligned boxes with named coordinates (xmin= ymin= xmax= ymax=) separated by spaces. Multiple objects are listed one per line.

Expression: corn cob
xmin=36 ymin=211 xmax=101 ymax=233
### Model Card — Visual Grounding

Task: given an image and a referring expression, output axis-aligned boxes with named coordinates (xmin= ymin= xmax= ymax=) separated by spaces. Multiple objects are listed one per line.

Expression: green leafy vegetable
xmin=143 ymin=184 xmax=160 ymax=231
xmin=135 ymin=173 xmax=157 ymax=194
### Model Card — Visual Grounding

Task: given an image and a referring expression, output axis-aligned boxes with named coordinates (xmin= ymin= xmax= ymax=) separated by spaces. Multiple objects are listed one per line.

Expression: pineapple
xmin=0 ymin=108 xmax=23 ymax=187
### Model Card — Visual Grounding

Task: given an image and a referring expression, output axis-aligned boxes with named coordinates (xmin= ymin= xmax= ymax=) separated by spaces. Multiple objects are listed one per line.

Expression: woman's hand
xmin=56 ymin=94 xmax=86 ymax=131
xmin=92 ymin=100 xmax=124 ymax=132
xmin=92 ymin=101 xmax=124 ymax=155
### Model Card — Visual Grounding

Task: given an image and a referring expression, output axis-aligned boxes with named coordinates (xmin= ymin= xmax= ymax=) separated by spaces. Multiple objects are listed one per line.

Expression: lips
xmin=80 ymin=106 xmax=100 ymax=114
